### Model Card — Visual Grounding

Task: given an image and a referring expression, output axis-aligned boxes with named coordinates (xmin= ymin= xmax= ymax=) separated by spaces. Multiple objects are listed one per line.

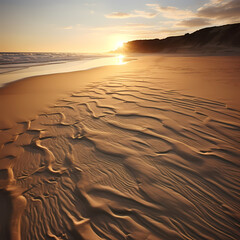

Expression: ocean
xmin=0 ymin=52 xmax=120 ymax=87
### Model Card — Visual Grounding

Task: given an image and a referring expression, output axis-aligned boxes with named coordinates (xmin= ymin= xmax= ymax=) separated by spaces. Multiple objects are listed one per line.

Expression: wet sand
xmin=0 ymin=55 xmax=240 ymax=240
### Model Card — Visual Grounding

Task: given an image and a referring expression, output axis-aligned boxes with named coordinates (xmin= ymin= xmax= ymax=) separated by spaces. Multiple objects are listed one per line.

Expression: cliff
xmin=117 ymin=23 xmax=240 ymax=54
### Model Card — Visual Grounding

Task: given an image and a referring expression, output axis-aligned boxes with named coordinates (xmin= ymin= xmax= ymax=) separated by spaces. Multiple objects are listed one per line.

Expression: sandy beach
xmin=0 ymin=55 xmax=240 ymax=240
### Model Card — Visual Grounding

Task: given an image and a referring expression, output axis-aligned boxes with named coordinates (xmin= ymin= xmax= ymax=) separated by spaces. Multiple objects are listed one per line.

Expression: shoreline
xmin=0 ymin=54 xmax=239 ymax=128
xmin=0 ymin=55 xmax=122 ymax=88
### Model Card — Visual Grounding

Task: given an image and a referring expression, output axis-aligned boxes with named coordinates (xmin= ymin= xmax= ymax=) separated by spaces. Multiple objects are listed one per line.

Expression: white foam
xmin=0 ymin=53 xmax=120 ymax=87
xmin=0 ymin=52 xmax=97 ymax=65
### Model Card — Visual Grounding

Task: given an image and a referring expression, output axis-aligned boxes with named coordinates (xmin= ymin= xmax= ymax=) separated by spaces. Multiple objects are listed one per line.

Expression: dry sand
xmin=0 ymin=55 xmax=240 ymax=240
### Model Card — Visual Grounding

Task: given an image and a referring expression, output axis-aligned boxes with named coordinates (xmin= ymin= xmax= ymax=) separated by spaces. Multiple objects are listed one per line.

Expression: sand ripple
xmin=0 ymin=78 xmax=240 ymax=239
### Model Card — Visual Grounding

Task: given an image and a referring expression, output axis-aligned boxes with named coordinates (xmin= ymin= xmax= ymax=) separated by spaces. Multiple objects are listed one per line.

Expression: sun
xmin=116 ymin=41 xmax=125 ymax=49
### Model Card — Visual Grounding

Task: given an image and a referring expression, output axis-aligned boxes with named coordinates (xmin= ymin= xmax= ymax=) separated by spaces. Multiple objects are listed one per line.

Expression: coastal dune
xmin=0 ymin=55 xmax=240 ymax=239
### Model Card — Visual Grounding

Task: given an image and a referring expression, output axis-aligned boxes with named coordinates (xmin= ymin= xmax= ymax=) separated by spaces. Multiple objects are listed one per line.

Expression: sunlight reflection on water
xmin=117 ymin=55 xmax=126 ymax=65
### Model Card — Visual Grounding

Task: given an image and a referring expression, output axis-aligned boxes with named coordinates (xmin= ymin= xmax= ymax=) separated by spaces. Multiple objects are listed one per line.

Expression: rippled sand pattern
xmin=1 ymin=78 xmax=240 ymax=240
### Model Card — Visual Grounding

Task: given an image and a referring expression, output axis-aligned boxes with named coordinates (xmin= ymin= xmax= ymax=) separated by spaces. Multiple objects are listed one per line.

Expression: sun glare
xmin=116 ymin=41 xmax=124 ymax=49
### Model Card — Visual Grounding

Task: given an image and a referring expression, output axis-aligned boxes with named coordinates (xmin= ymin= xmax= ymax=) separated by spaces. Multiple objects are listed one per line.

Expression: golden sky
xmin=1 ymin=0 xmax=239 ymax=52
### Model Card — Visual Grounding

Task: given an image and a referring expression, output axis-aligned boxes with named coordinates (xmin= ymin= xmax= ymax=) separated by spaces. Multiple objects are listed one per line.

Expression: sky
xmin=0 ymin=0 xmax=239 ymax=53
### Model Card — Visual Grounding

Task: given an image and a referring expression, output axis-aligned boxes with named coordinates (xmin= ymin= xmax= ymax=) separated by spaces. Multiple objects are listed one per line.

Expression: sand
xmin=0 ymin=55 xmax=240 ymax=240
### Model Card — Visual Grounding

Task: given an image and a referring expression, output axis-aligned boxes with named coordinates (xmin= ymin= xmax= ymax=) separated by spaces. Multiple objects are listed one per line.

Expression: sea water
xmin=0 ymin=52 xmax=120 ymax=87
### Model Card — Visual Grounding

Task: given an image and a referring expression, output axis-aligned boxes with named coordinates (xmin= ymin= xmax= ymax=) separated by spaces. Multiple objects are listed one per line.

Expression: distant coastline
xmin=115 ymin=23 xmax=240 ymax=54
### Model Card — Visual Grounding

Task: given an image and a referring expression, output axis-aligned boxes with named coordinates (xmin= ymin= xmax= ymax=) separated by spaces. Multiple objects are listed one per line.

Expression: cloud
xmin=102 ymin=0 xmax=239 ymax=41
xmin=105 ymin=10 xmax=158 ymax=19
xmin=177 ymin=18 xmax=211 ymax=27
xmin=63 ymin=26 xmax=73 ymax=30
xmin=105 ymin=12 xmax=131 ymax=18
xmin=197 ymin=0 xmax=240 ymax=21
xmin=133 ymin=10 xmax=158 ymax=18
xmin=146 ymin=4 xmax=194 ymax=19
xmin=146 ymin=0 xmax=240 ymax=21
xmin=146 ymin=0 xmax=240 ymax=30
